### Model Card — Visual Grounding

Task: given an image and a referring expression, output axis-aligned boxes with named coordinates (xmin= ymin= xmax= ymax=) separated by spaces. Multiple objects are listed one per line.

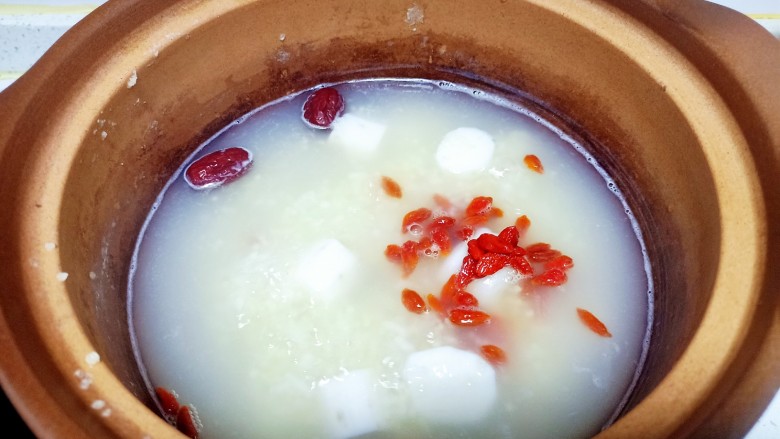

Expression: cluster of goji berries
xmin=155 ymin=387 xmax=200 ymax=439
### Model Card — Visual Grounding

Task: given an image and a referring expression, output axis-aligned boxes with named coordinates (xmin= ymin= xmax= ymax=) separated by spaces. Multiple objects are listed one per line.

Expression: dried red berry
xmin=531 ymin=268 xmax=567 ymax=286
xmin=461 ymin=215 xmax=489 ymax=227
xmin=467 ymin=239 xmax=486 ymax=260
xmin=176 ymin=405 xmax=200 ymax=439
xmin=400 ymin=240 xmax=420 ymax=276
xmin=480 ymin=344 xmax=507 ymax=365
xmin=184 ymin=147 xmax=253 ymax=190
xmin=457 ymin=255 xmax=478 ymax=288
xmin=526 ymin=242 xmax=562 ymax=263
xmin=476 ymin=234 xmax=514 ymax=254
xmin=515 ymin=215 xmax=531 ymax=234
xmin=402 ymin=289 xmax=427 ymax=314
xmin=384 ymin=244 xmax=403 ymax=263
xmin=545 ymin=255 xmax=574 ymax=271
xmin=577 ymin=308 xmax=612 ymax=337
xmin=456 ymin=226 xmax=474 ymax=241
xmin=302 ymin=87 xmax=345 ymax=129
xmin=449 ymin=309 xmax=491 ymax=326
xmin=466 ymin=196 xmax=493 ymax=216
xmin=524 ymin=154 xmax=544 ymax=173
xmin=381 ymin=176 xmax=402 ymax=198
xmin=427 ymin=294 xmax=446 ymax=317
xmin=402 ymin=208 xmax=432 ymax=233
xmin=155 ymin=387 xmax=180 ymax=419
xmin=429 ymin=216 xmax=456 ymax=229
xmin=498 ymin=226 xmax=519 ymax=246
xmin=453 ymin=291 xmax=479 ymax=307
xmin=475 ymin=253 xmax=510 ymax=278
xmin=509 ymin=254 xmax=534 ymax=276
xmin=430 ymin=226 xmax=452 ymax=255
xmin=440 ymin=275 xmax=460 ymax=309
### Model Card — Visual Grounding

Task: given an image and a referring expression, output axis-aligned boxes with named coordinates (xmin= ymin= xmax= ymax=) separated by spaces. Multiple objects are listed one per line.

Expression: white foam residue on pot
xmin=127 ymin=69 xmax=137 ymax=88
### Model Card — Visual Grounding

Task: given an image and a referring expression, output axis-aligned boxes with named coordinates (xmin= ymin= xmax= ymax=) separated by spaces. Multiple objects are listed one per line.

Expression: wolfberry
xmin=427 ymin=294 xmax=446 ymax=317
xmin=577 ymin=308 xmax=612 ymax=337
xmin=381 ymin=176 xmax=402 ymax=198
xmin=400 ymin=240 xmax=419 ymax=276
xmin=532 ymin=268 xmax=567 ymax=286
xmin=457 ymin=255 xmax=478 ymax=288
xmin=184 ymin=147 xmax=253 ymax=190
xmin=480 ymin=344 xmax=507 ymax=365
xmin=509 ymin=254 xmax=534 ymax=276
xmin=155 ymin=387 xmax=180 ymax=419
xmin=461 ymin=214 xmax=489 ymax=226
xmin=456 ymin=226 xmax=474 ymax=241
xmin=515 ymin=215 xmax=531 ymax=234
xmin=545 ymin=255 xmax=574 ymax=271
xmin=498 ymin=226 xmax=519 ymax=246
xmin=416 ymin=237 xmax=433 ymax=253
xmin=467 ymin=240 xmax=486 ymax=260
xmin=176 ymin=405 xmax=200 ymax=439
xmin=402 ymin=289 xmax=427 ymax=314
xmin=384 ymin=244 xmax=403 ymax=263
xmin=440 ymin=275 xmax=460 ymax=309
xmin=476 ymin=233 xmax=514 ymax=254
xmin=466 ymin=196 xmax=493 ymax=216
xmin=402 ymin=208 xmax=432 ymax=233
xmin=491 ymin=207 xmax=504 ymax=218
xmin=526 ymin=242 xmax=562 ymax=263
xmin=449 ymin=309 xmax=491 ymax=326
xmin=302 ymin=87 xmax=345 ymax=129
xmin=433 ymin=194 xmax=453 ymax=210
xmin=476 ymin=253 xmax=510 ymax=277
xmin=524 ymin=154 xmax=544 ymax=173
xmin=430 ymin=226 xmax=452 ymax=255
xmin=429 ymin=216 xmax=456 ymax=228
xmin=453 ymin=291 xmax=479 ymax=307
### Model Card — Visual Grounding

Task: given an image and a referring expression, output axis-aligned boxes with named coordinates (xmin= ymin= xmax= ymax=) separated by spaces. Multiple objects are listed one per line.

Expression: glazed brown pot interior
xmin=0 ymin=0 xmax=778 ymax=438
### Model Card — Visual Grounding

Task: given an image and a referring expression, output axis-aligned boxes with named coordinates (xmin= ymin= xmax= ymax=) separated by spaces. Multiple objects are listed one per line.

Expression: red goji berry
xmin=430 ymin=226 xmax=452 ymax=255
xmin=457 ymin=255 xmax=478 ymax=288
xmin=545 ymin=255 xmax=574 ymax=271
xmin=466 ymin=196 xmax=493 ymax=216
xmin=184 ymin=147 xmax=253 ymax=190
xmin=427 ymin=294 xmax=446 ymax=317
xmin=577 ymin=308 xmax=612 ymax=337
xmin=524 ymin=154 xmax=544 ymax=174
xmin=402 ymin=208 xmax=432 ymax=233
xmin=467 ymin=239 xmax=486 ymax=260
xmin=476 ymin=234 xmax=515 ymax=254
xmin=456 ymin=226 xmax=474 ymax=241
xmin=532 ymin=268 xmax=567 ymax=286
xmin=449 ymin=309 xmax=492 ymax=326
xmin=429 ymin=216 xmax=456 ymax=228
xmin=526 ymin=242 xmax=562 ymax=263
xmin=302 ymin=87 xmax=345 ymax=129
xmin=453 ymin=291 xmax=479 ymax=308
xmin=480 ymin=344 xmax=507 ymax=365
xmin=384 ymin=244 xmax=403 ymax=263
xmin=498 ymin=226 xmax=519 ymax=246
xmin=440 ymin=275 xmax=459 ymax=309
xmin=400 ymin=241 xmax=419 ymax=276
xmin=433 ymin=194 xmax=453 ymax=210
xmin=515 ymin=215 xmax=531 ymax=234
xmin=509 ymin=254 xmax=534 ymax=276
xmin=402 ymin=289 xmax=427 ymax=314
xmin=491 ymin=207 xmax=504 ymax=218
xmin=381 ymin=176 xmax=402 ymax=198
xmin=461 ymin=214 xmax=489 ymax=226
xmin=476 ymin=253 xmax=510 ymax=278
xmin=176 ymin=405 xmax=200 ymax=439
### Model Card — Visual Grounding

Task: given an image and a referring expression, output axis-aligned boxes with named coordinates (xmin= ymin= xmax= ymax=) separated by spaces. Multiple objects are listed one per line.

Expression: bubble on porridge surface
xmin=91 ymin=399 xmax=106 ymax=410
xmin=74 ymin=369 xmax=93 ymax=390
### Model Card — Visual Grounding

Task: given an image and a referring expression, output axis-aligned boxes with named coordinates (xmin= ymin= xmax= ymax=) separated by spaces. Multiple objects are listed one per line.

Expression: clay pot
xmin=0 ymin=0 xmax=778 ymax=438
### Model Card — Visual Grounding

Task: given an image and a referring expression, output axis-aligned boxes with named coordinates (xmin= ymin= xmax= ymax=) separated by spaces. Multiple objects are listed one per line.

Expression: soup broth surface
xmin=130 ymin=79 xmax=651 ymax=439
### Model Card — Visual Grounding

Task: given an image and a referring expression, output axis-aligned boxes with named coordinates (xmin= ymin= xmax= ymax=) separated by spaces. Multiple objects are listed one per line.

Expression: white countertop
xmin=0 ymin=1 xmax=777 ymax=438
